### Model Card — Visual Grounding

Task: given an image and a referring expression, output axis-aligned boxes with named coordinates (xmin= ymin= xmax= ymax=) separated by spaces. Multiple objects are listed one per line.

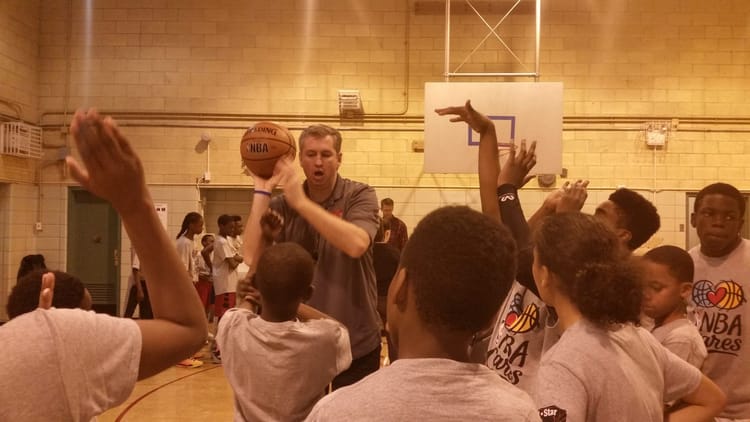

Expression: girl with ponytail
xmin=175 ymin=211 xmax=204 ymax=294
xmin=532 ymin=212 xmax=725 ymax=422
xmin=175 ymin=211 xmax=206 ymax=368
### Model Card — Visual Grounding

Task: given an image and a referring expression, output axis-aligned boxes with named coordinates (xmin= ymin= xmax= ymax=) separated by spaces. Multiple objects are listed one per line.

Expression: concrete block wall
xmin=1 ymin=0 xmax=750 ymax=315
xmin=0 ymin=0 xmax=40 ymax=182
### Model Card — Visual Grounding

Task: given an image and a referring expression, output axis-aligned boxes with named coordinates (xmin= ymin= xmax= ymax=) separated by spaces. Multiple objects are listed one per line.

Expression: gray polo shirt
xmin=270 ymin=175 xmax=381 ymax=359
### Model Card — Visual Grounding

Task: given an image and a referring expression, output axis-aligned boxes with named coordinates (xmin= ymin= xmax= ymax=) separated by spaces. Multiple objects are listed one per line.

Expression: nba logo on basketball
xmin=246 ymin=143 xmax=270 ymax=154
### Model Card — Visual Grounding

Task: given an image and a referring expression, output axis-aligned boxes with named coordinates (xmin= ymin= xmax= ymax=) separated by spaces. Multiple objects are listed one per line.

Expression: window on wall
xmin=685 ymin=193 xmax=750 ymax=250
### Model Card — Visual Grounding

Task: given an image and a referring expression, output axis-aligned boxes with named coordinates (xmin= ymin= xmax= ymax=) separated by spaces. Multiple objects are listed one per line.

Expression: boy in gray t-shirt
xmin=642 ymin=245 xmax=707 ymax=369
xmin=307 ymin=206 xmax=539 ymax=421
xmin=689 ymin=182 xmax=750 ymax=420
xmin=222 ymin=243 xmax=351 ymax=421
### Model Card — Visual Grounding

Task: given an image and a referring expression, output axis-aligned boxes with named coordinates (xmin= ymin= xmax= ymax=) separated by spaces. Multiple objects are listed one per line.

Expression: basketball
xmin=715 ymin=280 xmax=745 ymax=310
xmin=240 ymin=121 xmax=296 ymax=178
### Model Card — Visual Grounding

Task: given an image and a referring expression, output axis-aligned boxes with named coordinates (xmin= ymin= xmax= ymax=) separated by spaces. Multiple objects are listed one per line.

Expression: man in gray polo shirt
xmin=242 ymin=123 xmax=381 ymax=390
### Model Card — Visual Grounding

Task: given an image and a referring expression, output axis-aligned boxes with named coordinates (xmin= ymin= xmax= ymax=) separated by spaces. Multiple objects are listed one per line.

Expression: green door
xmin=67 ymin=188 xmax=120 ymax=316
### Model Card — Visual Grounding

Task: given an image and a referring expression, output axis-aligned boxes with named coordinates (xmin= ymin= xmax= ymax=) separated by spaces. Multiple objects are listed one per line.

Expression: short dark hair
xmin=17 ymin=254 xmax=47 ymax=281
xmin=694 ymin=182 xmax=745 ymax=216
xmin=201 ymin=234 xmax=214 ymax=244
xmin=232 ymin=215 xmax=242 ymax=222
xmin=534 ymin=212 xmax=642 ymax=326
xmin=7 ymin=270 xmax=87 ymax=319
xmin=400 ymin=206 xmax=517 ymax=332
xmin=643 ymin=245 xmax=694 ymax=285
xmin=381 ymin=198 xmax=394 ymax=207
xmin=253 ymin=243 xmax=315 ymax=308
xmin=217 ymin=214 xmax=234 ymax=228
xmin=299 ymin=124 xmax=342 ymax=153
xmin=608 ymin=188 xmax=660 ymax=250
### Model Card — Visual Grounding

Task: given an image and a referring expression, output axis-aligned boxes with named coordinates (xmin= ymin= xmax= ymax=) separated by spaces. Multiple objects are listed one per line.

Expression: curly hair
xmin=400 ymin=206 xmax=517 ymax=333
xmin=534 ymin=212 xmax=642 ymax=326
xmin=694 ymin=182 xmax=745 ymax=215
xmin=253 ymin=242 xmax=315 ymax=308
xmin=608 ymin=188 xmax=661 ymax=250
xmin=7 ymin=270 xmax=87 ymax=319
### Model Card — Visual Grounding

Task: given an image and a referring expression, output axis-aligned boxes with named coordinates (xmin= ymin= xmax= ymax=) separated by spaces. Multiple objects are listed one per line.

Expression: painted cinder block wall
xmin=2 ymin=0 xmax=750 ymax=316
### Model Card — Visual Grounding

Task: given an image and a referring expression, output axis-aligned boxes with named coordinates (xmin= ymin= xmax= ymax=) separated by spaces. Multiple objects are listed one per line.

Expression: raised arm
xmin=66 ymin=109 xmax=207 ymax=380
xmin=435 ymin=100 xmax=501 ymax=223
xmin=276 ymin=159 xmax=374 ymax=258
xmin=242 ymin=158 xmax=288 ymax=276
xmin=496 ymin=138 xmax=537 ymax=248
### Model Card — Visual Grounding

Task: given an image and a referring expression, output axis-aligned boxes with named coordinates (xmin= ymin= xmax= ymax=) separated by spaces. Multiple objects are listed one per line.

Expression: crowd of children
xmin=1 ymin=106 xmax=747 ymax=422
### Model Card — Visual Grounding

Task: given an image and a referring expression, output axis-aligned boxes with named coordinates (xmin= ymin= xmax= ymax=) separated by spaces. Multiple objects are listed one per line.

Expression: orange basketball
xmin=240 ymin=121 xmax=296 ymax=178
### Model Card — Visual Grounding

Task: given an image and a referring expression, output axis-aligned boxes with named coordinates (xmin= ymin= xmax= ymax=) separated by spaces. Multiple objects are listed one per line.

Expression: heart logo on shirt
xmin=693 ymin=279 xmax=746 ymax=310
xmin=707 ymin=288 xmax=726 ymax=305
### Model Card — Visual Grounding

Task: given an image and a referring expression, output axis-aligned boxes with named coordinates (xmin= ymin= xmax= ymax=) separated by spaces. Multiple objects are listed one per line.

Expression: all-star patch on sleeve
xmin=539 ymin=405 xmax=567 ymax=422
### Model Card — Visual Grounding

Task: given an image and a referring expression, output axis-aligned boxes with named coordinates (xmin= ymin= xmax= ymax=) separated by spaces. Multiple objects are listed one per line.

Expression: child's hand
xmin=65 ymin=109 xmax=150 ymax=217
xmin=435 ymin=100 xmax=494 ymax=135
xmin=557 ymin=180 xmax=589 ymax=212
xmin=260 ymin=209 xmax=284 ymax=242
xmin=498 ymin=139 xmax=537 ymax=188
xmin=237 ymin=275 xmax=261 ymax=308
xmin=37 ymin=272 xmax=55 ymax=310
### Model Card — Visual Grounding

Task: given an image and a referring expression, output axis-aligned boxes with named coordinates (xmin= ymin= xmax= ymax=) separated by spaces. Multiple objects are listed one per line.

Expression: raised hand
xmin=498 ymin=139 xmax=537 ymax=189
xmin=557 ymin=180 xmax=589 ymax=212
xmin=246 ymin=157 xmax=287 ymax=193
xmin=37 ymin=271 xmax=55 ymax=310
xmin=434 ymin=100 xmax=494 ymax=135
xmin=65 ymin=109 xmax=149 ymax=217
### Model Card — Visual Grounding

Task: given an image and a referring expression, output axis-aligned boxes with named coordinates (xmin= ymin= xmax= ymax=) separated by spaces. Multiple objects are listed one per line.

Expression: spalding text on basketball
xmin=250 ymin=126 xmax=277 ymax=136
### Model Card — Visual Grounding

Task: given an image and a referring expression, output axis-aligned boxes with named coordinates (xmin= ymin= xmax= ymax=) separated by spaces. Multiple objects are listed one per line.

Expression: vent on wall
xmin=0 ymin=122 xmax=43 ymax=159
xmin=338 ymin=90 xmax=364 ymax=118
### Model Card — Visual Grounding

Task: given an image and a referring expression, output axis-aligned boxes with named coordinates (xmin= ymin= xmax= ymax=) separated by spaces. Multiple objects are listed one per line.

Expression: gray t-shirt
xmin=651 ymin=318 xmax=707 ymax=369
xmin=690 ymin=238 xmax=750 ymax=418
xmin=0 ymin=308 xmax=141 ymax=421
xmin=217 ymin=308 xmax=352 ymax=422
xmin=306 ymin=358 xmax=540 ymax=421
xmin=485 ymin=281 xmax=560 ymax=392
xmin=270 ymin=175 xmax=381 ymax=359
xmin=533 ymin=319 xmax=702 ymax=422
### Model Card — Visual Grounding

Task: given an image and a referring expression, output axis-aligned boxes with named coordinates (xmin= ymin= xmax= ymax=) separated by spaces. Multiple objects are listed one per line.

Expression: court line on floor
xmin=115 ymin=364 xmax=222 ymax=421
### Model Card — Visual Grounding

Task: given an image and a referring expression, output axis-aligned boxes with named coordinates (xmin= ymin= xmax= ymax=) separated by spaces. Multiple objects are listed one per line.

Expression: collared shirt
xmin=384 ymin=216 xmax=408 ymax=252
xmin=270 ymin=175 xmax=381 ymax=359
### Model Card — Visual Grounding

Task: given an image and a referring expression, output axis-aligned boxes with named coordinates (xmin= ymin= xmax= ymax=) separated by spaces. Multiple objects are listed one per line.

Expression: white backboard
xmin=424 ymin=82 xmax=563 ymax=174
